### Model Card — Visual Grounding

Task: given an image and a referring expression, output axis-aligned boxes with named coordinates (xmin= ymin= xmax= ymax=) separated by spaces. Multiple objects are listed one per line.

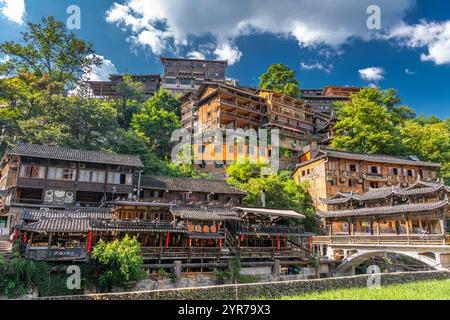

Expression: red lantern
xmin=308 ymin=237 xmax=313 ymax=251
xmin=188 ymin=238 xmax=192 ymax=248
xmin=218 ymin=238 xmax=222 ymax=248
xmin=87 ymin=230 xmax=93 ymax=253
xmin=165 ymin=231 xmax=170 ymax=248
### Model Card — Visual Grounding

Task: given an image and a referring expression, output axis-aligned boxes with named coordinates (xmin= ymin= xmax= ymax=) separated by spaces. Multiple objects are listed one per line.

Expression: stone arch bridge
xmin=315 ymin=240 xmax=450 ymax=276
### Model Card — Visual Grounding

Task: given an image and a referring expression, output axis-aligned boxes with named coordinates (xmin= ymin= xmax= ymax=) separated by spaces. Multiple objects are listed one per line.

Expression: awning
xmin=234 ymin=207 xmax=305 ymax=219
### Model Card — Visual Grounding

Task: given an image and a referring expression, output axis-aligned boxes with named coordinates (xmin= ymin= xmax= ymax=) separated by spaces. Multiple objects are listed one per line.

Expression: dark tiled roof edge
xmin=7 ymin=143 xmax=143 ymax=167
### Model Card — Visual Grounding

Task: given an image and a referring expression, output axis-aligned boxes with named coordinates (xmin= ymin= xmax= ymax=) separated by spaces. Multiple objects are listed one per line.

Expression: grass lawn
xmin=278 ymin=279 xmax=450 ymax=300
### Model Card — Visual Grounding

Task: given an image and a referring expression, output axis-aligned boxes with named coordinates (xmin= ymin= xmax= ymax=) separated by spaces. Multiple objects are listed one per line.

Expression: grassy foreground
xmin=278 ymin=279 xmax=450 ymax=300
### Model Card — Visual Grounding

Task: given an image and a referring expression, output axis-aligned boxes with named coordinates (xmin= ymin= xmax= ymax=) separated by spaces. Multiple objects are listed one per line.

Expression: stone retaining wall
xmin=43 ymin=270 xmax=449 ymax=300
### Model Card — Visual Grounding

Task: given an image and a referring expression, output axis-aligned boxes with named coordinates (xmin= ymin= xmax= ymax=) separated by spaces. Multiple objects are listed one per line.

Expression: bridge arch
xmin=335 ymin=250 xmax=445 ymax=275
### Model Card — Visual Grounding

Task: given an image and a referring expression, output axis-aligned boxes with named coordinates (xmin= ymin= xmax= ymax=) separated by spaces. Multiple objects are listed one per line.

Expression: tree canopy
xmin=331 ymin=87 xmax=450 ymax=183
xmin=226 ymin=160 xmax=319 ymax=232
xmin=259 ymin=64 xmax=301 ymax=98
xmin=0 ymin=16 xmax=100 ymax=92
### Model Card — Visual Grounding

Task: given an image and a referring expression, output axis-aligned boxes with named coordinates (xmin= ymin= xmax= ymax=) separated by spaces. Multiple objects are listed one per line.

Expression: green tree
xmin=131 ymin=89 xmax=181 ymax=158
xmin=115 ymin=75 xmax=145 ymax=129
xmin=92 ymin=236 xmax=147 ymax=291
xmin=331 ymin=87 xmax=404 ymax=155
xmin=400 ymin=118 xmax=450 ymax=183
xmin=259 ymin=64 xmax=301 ymax=98
xmin=226 ymin=160 xmax=318 ymax=232
xmin=0 ymin=16 xmax=100 ymax=91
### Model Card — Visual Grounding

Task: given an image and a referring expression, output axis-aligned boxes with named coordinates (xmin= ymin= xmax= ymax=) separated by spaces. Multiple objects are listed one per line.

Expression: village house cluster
xmin=0 ymin=56 xmax=448 ymax=277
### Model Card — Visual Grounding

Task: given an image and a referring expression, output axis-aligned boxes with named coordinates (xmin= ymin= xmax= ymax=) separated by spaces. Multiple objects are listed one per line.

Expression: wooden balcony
xmin=239 ymin=224 xmax=306 ymax=236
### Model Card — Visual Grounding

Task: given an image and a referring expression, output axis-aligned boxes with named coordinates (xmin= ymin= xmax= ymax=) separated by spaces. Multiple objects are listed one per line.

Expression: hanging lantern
xmin=87 ymin=230 xmax=93 ymax=253
xmin=165 ymin=231 xmax=170 ymax=248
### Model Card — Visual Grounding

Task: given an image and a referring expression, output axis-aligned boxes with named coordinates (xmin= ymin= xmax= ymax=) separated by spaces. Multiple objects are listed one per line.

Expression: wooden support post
xmin=440 ymin=209 xmax=446 ymax=245
xmin=405 ymin=216 xmax=410 ymax=245
xmin=276 ymin=235 xmax=280 ymax=251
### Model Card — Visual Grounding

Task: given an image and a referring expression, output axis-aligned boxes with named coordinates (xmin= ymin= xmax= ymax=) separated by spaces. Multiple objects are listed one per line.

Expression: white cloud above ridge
xmin=0 ymin=0 xmax=25 ymax=24
xmin=387 ymin=20 xmax=450 ymax=65
xmin=105 ymin=0 xmax=414 ymax=65
xmin=359 ymin=67 xmax=385 ymax=81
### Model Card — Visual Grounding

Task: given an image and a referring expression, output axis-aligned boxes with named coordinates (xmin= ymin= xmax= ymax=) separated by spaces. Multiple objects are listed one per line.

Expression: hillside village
xmin=0 ymin=16 xmax=449 ymax=297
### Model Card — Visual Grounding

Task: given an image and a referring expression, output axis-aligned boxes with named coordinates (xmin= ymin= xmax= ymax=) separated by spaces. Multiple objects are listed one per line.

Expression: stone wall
xmin=43 ymin=270 xmax=449 ymax=300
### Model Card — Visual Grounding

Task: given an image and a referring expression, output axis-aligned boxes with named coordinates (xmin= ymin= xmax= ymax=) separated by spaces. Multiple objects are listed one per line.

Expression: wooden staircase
xmin=0 ymin=240 xmax=12 ymax=258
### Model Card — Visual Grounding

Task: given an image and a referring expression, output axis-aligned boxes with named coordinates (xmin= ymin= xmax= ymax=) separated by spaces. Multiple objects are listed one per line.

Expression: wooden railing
xmin=314 ymin=234 xmax=447 ymax=246
xmin=239 ymin=224 xmax=306 ymax=235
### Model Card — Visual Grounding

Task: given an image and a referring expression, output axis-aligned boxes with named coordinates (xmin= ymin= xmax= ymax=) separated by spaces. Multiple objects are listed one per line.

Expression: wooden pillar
xmin=276 ymin=235 xmax=280 ymax=251
xmin=405 ymin=216 xmax=410 ymax=245
xmin=440 ymin=209 xmax=446 ymax=245
xmin=48 ymin=232 xmax=53 ymax=247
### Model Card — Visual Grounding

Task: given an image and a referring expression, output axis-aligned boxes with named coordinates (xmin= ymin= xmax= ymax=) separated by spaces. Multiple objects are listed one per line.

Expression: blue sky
xmin=1 ymin=0 xmax=450 ymax=118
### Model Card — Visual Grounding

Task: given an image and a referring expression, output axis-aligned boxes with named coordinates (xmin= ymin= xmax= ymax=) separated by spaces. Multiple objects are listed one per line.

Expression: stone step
xmin=0 ymin=241 xmax=12 ymax=253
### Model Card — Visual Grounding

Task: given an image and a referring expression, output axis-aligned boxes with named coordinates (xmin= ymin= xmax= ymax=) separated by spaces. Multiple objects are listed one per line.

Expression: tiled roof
xmin=20 ymin=217 xmax=90 ymax=233
xmin=90 ymin=220 xmax=185 ymax=233
xmin=296 ymin=148 xmax=441 ymax=170
xmin=170 ymin=206 xmax=240 ymax=221
xmin=140 ymin=176 xmax=246 ymax=195
xmin=318 ymin=200 xmax=450 ymax=218
xmin=320 ymin=180 xmax=450 ymax=205
xmin=7 ymin=143 xmax=143 ymax=167
xmin=22 ymin=209 xmax=113 ymax=221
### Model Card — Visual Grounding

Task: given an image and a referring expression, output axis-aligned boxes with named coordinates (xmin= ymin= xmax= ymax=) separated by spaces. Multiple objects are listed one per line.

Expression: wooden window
xmin=79 ymin=170 xmax=105 ymax=183
xmin=19 ymin=165 xmax=45 ymax=179
xmin=389 ymin=167 xmax=400 ymax=175
xmin=47 ymin=167 xmax=76 ymax=181
xmin=370 ymin=181 xmax=379 ymax=188
xmin=259 ymin=148 xmax=265 ymax=157
xmin=368 ymin=165 xmax=380 ymax=174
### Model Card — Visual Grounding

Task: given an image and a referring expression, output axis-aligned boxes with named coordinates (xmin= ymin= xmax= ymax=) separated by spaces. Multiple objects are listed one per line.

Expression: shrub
xmin=92 ymin=235 xmax=147 ymax=291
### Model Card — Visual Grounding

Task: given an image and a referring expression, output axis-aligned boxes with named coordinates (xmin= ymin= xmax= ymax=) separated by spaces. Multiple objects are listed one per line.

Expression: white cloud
xmin=0 ymin=0 xmax=25 ymax=24
xmin=301 ymin=62 xmax=333 ymax=73
xmin=84 ymin=55 xmax=118 ymax=81
xmin=105 ymin=0 xmax=413 ymax=64
xmin=187 ymin=51 xmax=206 ymax=60
xmin=405 ymin=68 xmax=416 ymax=75
xmin=214 ymin=43 xmax=242 ymax=65
xmin=359 ymin=67 xmax=385 ymax=81
xmin=387 ymin=20 xmax=450 ymax=65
